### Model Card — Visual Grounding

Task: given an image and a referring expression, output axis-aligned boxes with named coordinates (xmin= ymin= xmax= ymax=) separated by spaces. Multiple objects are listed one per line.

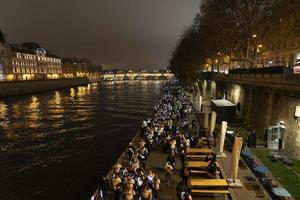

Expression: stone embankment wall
xmin=0 ymin=78 xmax=89 ymax=97
xmin=199 ymin=80 xmax=300 ymax=158
xmin=218 ymin=82 xmax=300 ymax=158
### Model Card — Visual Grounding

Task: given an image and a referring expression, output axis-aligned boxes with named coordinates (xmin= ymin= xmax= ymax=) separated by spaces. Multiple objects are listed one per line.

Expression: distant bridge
xmin=100 ymin=72 xmax=174 ymax=81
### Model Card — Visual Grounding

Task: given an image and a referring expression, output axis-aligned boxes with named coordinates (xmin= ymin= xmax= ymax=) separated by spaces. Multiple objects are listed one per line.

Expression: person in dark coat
xmin=251 ymin=130 xmax=257 ymax=148
xmin=191 ymin=119 xmax=197 ymax=132
xmin=99 ymin=177 xmax=110 ymax=199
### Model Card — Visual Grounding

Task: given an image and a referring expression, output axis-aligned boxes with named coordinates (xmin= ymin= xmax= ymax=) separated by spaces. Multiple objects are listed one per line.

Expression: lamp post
xmin=246 ymin=34 xmax=258 ymax=68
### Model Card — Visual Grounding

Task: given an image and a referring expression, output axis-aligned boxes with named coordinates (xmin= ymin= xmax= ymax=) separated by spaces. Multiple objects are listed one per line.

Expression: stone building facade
xmin=200 ymin=80 xmax=300 ymax=158
xmin=0 ymin=29 xmax=62 ymax=81
xmin=8 ymin=43 xmax=62 ymax=80
xmin=255 ymin=37 xmax=300 ymax=68
xmin=0 ymin=30 xmax=12 ymax=81
xmin=61 ymin=58 xmax=91 ymax=78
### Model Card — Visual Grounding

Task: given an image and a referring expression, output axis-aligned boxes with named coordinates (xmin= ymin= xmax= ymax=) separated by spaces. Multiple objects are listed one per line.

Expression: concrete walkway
xmin=144 ymin=93 xmax=269 ymax=200
xmin=189 ymin=94 xmax=267 ymax=200
xmin=145 ymin=99 xmax=228 ymax=200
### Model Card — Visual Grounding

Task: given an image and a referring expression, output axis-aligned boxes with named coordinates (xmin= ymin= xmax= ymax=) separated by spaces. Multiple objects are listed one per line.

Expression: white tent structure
xmin=204 ymin=112 xmax=209 ymax=129
xmin=218 ymin=121 xmax=227 ymax=158
xmin=198 ymin=95 xmax=202 ymax=112
xmin=228 ymin=136 xmax=243 ymax=187
xmin=209 ymin=111 xmax=217 ymax=135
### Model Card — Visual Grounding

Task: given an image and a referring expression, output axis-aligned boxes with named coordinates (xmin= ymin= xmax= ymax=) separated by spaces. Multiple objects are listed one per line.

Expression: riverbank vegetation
xmin=252 ymin=149 xmax=300 ymax=199
xmin=170 ymin=0 xmax=300 ymax=82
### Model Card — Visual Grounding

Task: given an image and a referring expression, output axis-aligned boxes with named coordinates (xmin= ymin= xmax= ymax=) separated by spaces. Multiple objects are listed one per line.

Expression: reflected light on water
xmin=70 ymin=88 xmax=75 ymax=98
xmin=87 ymin=84 xmax=91 ymax=90
xmin=54 ymin=91 xmax=62 ymax=106
xmin=77 ymin=86 xmax=87 ymax=97
xmin=27 ymin=96 xmax=41 ymax=128
xmin=12 ymin=104 xmax=21 ymax=119
xmin=0 ymin=101 xmax=8 ymax=128
xmin=0 ymin=81 xmax=163 ymax=200
xmin=70 ymin=88 xmax=76 ymax=102
xmin=0 ymin=101 xmax=8 ymax=120
xmin=48 ymin=91 xmax=64 ymax=119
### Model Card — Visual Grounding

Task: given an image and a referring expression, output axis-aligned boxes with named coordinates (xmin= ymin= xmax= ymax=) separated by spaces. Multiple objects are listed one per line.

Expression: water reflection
xmin=12 ymin=104 xmax=21 ymax=119
xmin=27 ymin=96 xmax=41 ymax=128
xmin=70 ymin=88 xmax=75 ymax=98
xmin=48 ymin=91 xmax=64 ymax=120
xmin=0 ymin=101 xmax=8 ymax=128
xmin=54 ymin=91 xmax=62 ymax=106
xmin=77 ymin=86 xmax=87 ymax=97
xmin=0 ymin=81 xmax=163 ymax=200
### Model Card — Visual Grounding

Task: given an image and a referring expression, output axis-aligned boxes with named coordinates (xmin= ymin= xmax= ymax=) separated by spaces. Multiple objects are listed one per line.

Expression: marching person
xmin=165 ymin=161 xmax=173 ymax=186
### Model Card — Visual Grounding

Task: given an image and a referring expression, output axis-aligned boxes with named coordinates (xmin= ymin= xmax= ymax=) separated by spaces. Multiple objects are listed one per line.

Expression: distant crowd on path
xmin=96 ymin=80 xmax=199 ymax=200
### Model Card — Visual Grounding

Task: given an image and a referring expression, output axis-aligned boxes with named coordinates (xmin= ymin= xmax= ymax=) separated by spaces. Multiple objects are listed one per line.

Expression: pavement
xmin=143 ymin=92 xmax=270 ymax=200
xmin=190 ymin=94 xmax=266 ymax=200
xmin=145 ymin=113 xmax=227 ymax=200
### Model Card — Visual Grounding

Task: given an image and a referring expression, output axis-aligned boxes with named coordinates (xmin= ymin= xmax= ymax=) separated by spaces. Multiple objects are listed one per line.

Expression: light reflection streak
xmin=70 ymin=88 xmax=76 ymax=102
xmin=48 ymin=91 xmax=64 ymax=119
xmin=27 ymin=96 xmax=41 ymax=128
xmin=77 ymin=86 xmax=87 ymax=98
xmin=12 ymin=104 xmax=21 ymax=119
xmin=0 ymin=101 xmax=8 ymax=128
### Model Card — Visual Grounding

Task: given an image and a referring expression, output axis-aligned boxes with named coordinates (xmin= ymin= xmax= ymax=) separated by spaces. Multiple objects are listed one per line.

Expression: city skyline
xmin=0 ymin=0 xmax=201 ymax=69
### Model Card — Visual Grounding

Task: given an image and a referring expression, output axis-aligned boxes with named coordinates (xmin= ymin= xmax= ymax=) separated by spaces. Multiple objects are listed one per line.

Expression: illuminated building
xmin=61 ymin=58 xmax=91 ymax=78
xmin=9 ymin=42 xmax=62 ymax=80
xmin=1 ymin=28 xmax=102 ymax=81
xmin=255 ymin=37 xmax=300 ymax=68
xmin=0 ymin=30 xmax=12 ymax=81
xmin=1 ymin=29 xmax=62 ymax=81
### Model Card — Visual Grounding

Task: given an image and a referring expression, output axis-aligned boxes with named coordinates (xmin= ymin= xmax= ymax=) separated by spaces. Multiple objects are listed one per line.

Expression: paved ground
xmin=190 ymin=94 xmax=267 ymax=200
xmin=145 ymin=99 xmax=227 ymax=200
xmin=143 ymin=93 xmax=269 ymax=200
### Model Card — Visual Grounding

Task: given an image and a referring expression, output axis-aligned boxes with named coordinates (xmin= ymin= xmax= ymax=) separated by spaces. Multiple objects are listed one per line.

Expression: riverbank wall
xmin=199 ymin=79 xmax=300 ymax=158
xmin=0 ymin=77 xmax=89 ymax=97
xmin=90 ymin=126 xmax=143 ymax=200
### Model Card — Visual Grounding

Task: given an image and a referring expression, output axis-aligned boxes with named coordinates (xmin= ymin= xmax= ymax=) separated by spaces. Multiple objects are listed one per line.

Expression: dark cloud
xmin=0 ymin=0 xmax=201 ymax=69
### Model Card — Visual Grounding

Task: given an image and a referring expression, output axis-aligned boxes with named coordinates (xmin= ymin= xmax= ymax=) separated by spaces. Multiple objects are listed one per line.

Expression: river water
xmin=0 ymin=81 xmax=163 ymax=200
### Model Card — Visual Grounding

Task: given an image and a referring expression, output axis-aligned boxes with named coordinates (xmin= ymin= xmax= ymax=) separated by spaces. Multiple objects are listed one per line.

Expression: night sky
xmin=0 ymin=0 xmax=201 ymax=69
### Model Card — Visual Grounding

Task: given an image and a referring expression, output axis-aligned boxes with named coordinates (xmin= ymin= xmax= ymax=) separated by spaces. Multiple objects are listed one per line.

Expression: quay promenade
xmin=91 ymin=80 xmax=276 ymax=200
xmin=144 ymin=95 xmax=267 ymax=200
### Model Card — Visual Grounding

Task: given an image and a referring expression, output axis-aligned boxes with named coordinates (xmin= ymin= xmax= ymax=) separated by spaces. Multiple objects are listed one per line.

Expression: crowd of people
xmin=96 ymin=80 xmax=202 ymax=200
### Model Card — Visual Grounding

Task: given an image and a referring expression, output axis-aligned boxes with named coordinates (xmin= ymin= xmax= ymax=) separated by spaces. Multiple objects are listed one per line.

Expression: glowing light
xmin=70 ymin=88 xmax=75 ymax=98
xmin=232 ymin=85 xmax=241 ymax=104
xmin=0 ymin=101 xmax=8 ymax=120
xmin=0 ymin=101 xmax=9 ymax=130
xmin=22 ymin=74 xmax=34 ymax=80
xmin=77 ymin=86 xmax=87 ymax=97
xmin=27 ymin=96 xmax=41 ymax=128
xmin=47 ymin=74 xmax=59 ymax=79
xmin=12 ymin=104 xmax=21 ymax=118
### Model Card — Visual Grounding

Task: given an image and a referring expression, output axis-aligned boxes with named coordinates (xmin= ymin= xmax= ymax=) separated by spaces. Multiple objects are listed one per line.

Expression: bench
xmin=191 ymin=189 xmax=229 ymax=194
xmin=186 ymin=155 xmax=207 ymax=159
xmin=191 ymin=170 xmax=221 ymax=174
xmin=186 ymin=148 xmax=213 ymax=155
